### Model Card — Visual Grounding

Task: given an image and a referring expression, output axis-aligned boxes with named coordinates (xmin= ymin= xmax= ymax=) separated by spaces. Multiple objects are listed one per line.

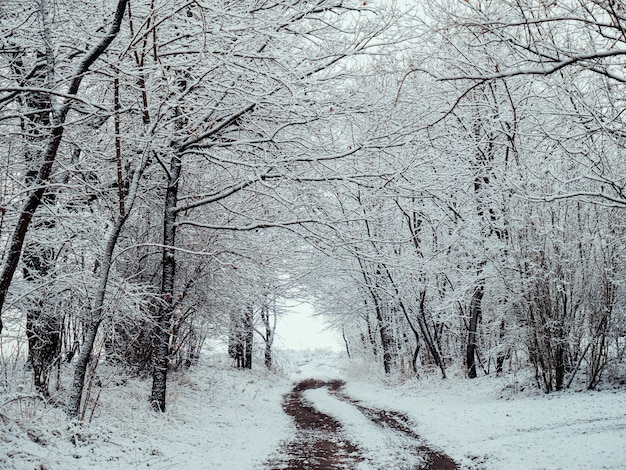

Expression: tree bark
xmin=16 ymin=51 xmax=61 ymax=397
xmin=244 ymin=305 xmax=254 ymax=370
xmin=496 ymin=319 xmax=506 ymax=375
xmin=467 ymin=284 xmax=484 ymax=379
xmin=342 ymin=326 xmax=351 ymax=359
xmin=67 ymin=220 xmax=124 ymax=417
xmin=260 ymin=303 xmax=273 ymax=369
xmin=150 ymin=151 xmax=182 ymax=412
xmin=66 ymin=129 xmax=147 ymax=418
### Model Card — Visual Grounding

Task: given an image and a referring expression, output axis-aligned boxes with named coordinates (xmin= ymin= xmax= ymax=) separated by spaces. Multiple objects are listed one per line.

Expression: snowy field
xmin=1 ymin=350 xmax=625 ymax=469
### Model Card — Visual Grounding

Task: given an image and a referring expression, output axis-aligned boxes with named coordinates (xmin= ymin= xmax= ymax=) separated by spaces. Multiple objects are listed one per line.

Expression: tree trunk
xmin=150 ymin=151 xmax=182 ymax=412
xmin=360 ymin=262 xmax=394 ymax=373
xmin=24 ymin=214 xmax=60 ymax=397
xmin=228 ymin=312 xmax=238 ymax=359
xmin=342 ymin=326 xmax=351 ymax=359
xmin=467 ymin=284 xmax=484 ymax=379
xmin=377 ymin=305 xmax=394 ymax=374
xmin=67 ymin=210 xmax=132 ymax=418
xmin=365 ymin=309 xmax=378 ymax=357
xmin=415 ymin=290 xmax=447 ymax=378
xmin=260 ymin=303 xmax=273 ymax=369
xmin=496 ymin=319 xmax=506 ymax=375
xmin=244 ymin=305 xmax=254 ymax=370
xmin=19 ymin=57 xmax=60 ymax=397
xmin=26 ymin=302 xmax=61 ymax=397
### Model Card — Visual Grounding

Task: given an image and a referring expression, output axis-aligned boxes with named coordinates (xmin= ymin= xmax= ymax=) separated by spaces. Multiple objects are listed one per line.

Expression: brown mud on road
xmin=265 ymin=379 xmax=459 ymax=470
xmin=266 ymin=378 xmax=364 ymax=469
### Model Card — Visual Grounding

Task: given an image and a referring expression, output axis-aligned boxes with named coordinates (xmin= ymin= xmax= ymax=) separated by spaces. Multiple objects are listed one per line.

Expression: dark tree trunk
xmin=244 ymin=305 xmax=254 ymax=370
xmin=23 ymin=204 xmax=62 ymax=399
xmin=378 ymin=311 xmax=394 ymax=374
xmin=26 ymin=304 xmax=61 ymax=397
xmin=228 ymin=312 xmax=239 ymax=359
xmin=360 ymin=263 xmax=394 ymax=374
xmin=150 ymin=151 xmax=182 ymax=412
xmin=342 ymin=326 xmax=351 ymax=359
xmin=260 ymin=304 xmax=273 ymax=369
xmin=365 ymin=310 xmax=377 ymax=357
xmin=0 ymin=124 xmax=63 ymax=335
xmin=68 ymin=322 xmax=100 ymax=417
xmin=236 ymin=338 xmax=245 ymax=368
xmin=24 ymin=238 xmax=60 ymax=398
xmin=264 ymin=348 xmax=271 ymax=369
xmin=380 ymin=260 xmax=447 ymax=379
xmin=393 ymin=289 xmax=421 ymax=375
xmin=467 ymin=284 xmax=484 ymax=379
xmin=371 ymin=292 xmax=393 ymax=374
xmin=230 ymin=311 xmax=247 ymax=369
xmin=67 ymin=213 xmax=130 ymax=418
xmin=415 ymin=290 xmax=447 ymax=378
xmin=496 ymin=319 xmax=506 ymax=375
xmin=19 ymin=60 xmax=60 ymax=397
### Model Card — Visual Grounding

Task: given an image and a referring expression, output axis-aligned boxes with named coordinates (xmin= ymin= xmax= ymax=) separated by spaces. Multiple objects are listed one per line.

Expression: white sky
xmin=274 ymin=301 xmax=342 ymax=351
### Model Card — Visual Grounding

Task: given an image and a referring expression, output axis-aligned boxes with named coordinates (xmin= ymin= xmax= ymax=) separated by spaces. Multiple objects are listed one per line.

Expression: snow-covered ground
xmin=342 ymin=368 xmax=626 ymax=469
xmin=303 ymin=386 xmax=425 ymax=469
xmin=0 ymin=353 xmax=293 ymax=470
xmin=337 ymin=356 xmax=626 ymax=470
xmin=1 ymin=350 xmax=625 ymax=469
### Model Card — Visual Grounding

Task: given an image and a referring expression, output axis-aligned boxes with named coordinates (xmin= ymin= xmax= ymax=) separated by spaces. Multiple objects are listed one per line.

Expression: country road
xmin=266 ymin=378 xmax=459 ymax=470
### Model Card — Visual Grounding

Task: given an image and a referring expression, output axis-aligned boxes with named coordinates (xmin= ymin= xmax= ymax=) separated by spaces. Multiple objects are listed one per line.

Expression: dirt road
xmin=266 ymin=378 xmax=459 ymax=470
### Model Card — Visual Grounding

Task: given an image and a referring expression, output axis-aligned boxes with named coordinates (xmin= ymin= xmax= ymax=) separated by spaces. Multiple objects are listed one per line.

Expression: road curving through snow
xmin=265 ymin=378 xmax=458 ymax=470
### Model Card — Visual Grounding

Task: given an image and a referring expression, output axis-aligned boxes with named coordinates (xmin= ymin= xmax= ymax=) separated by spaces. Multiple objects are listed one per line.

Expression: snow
xmin=288 ymin=353 xmax=626 ymax=469
xmin=340 ymin=365 xmax=626 ymax=470
xmin=0 ymin=353 xmax=293 ymax=470
xmin=1 ymin=350 xmax=625 ymax=469
xmin=290 ymin=350 xmax=345 ymax=382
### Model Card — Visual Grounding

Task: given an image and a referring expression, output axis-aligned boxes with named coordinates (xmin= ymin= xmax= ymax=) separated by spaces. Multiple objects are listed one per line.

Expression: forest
xmin=1 ymin=0 xmax=625 ymax=428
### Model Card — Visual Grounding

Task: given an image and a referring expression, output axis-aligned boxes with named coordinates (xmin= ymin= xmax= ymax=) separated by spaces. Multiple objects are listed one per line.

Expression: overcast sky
xmin=274 ymin=301 xmax=342 ymax=351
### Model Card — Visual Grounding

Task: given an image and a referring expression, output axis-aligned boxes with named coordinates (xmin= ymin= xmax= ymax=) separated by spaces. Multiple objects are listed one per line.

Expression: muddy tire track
xmin=328 ymin=381 xmax=458 ymax=470
xmin=266 ymin=379 xmax=459 ymax=470
xmin=266 ymin=378 xmax=364 ymax=469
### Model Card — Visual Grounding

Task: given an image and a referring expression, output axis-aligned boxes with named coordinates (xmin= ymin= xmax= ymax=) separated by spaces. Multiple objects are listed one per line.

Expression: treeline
xmin=308 ymin=0 xmax=626 ymax=391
